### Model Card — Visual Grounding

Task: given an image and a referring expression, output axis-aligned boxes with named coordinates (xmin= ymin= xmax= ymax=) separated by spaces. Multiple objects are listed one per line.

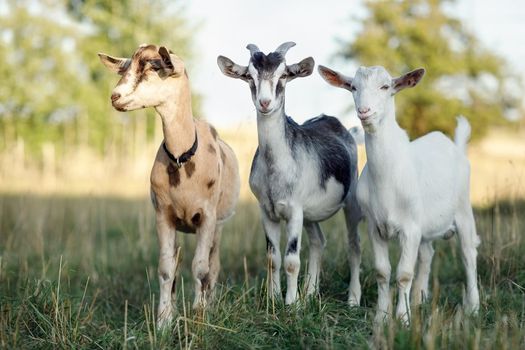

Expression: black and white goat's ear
xmin=392 ymin=68 xmax=425 ymax=93
xmin=318 ymin=65 xmax=353 ymax=91
xmin=217 ymin=55 xmax=250 ymax=81
xmin=286 ymin=57 xmax=314 ymax=81
xmin=98 ymin=53 xmax=130 ymax=75
xmin=158 ymin=46 xmax=184 ymax=77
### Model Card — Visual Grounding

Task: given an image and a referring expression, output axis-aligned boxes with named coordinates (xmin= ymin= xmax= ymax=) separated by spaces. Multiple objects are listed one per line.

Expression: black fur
xmin=266 ymin=235 xmax=274 ymax=254
xmin=284 ymin=115 xmax=355 ymax=199
xmin=286 ymin=237 xmax=298 ymax=255
xmin=251 ymin=52 xmax=284 ymax=77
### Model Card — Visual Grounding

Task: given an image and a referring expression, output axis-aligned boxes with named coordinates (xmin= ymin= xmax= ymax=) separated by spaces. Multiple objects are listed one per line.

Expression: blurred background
xmin=1 ymin=1 xmax=525 ymax=347
xmin=0 ymin=0 xmax=524 ymax=205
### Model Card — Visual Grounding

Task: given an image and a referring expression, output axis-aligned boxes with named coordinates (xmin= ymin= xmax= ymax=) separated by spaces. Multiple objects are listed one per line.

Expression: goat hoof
xmin=348 ymin=297 xmax=360 ymax=307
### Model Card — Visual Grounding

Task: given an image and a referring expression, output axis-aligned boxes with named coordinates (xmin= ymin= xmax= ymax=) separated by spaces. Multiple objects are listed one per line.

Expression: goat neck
xmin=255 ymin=105 xmax=289 ymax=157
xmin=363 ymin=100 xmax=410 ymax=180
xmin=154 ymin=74 xmax=196 ymax=156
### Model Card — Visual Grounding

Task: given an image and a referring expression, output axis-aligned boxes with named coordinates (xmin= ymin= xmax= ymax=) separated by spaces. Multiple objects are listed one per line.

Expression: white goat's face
xmin=217 ymin=42 xmax=314 ymax=116
xmin=318 ymin=65 xmax=425 ymax=131
xmin=351 ymin=66 xmax=394 ymax=127
xmin=98 ymin=44 xmax=185 ymax=111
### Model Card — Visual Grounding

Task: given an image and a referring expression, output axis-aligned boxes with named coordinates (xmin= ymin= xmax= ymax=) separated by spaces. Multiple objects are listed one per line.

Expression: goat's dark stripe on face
xmin=220 ymin=146 xmax=226 ymax=164
xmin=210 ymin=126 xmax=218 ymax=140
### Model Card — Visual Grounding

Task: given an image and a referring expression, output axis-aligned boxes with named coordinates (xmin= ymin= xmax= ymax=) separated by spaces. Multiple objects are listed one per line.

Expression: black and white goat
xmin=217 ymin=42 xmax=362 ymax=305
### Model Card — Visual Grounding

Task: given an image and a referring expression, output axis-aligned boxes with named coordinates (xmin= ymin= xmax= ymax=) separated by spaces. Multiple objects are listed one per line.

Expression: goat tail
xmin=454 ymin=115 xmax=471 ymax=153
xmin=349 ymin=126 xmax=365 ymax=145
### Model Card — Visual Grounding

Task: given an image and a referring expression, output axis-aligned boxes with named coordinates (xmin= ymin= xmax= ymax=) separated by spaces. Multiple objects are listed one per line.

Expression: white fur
xmin=219 ymin=47 xmax=362 ymax=306
xmin=348 ymin=66 xmax=480 ymax=323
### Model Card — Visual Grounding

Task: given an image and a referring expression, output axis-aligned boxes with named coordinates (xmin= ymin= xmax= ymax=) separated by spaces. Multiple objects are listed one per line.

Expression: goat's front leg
xmin=369 ymin=224 xmax=391 ymax=324
xmin=304 ymin=222 xmax=325 ymax=297
xmin=284 ymin=206 xmax=303 ymax=305
xmin=395 ymin=227 xmax=421 ymax=324
xmin=192 ymin=210 xmax=216 ymax=310
xmin=261 ymin=208 xmax=282 ymax=299
xmin=156 ymin=210 xmax=178 ymax=329
xmin=206 ymin=224 xmax=223 ymax=304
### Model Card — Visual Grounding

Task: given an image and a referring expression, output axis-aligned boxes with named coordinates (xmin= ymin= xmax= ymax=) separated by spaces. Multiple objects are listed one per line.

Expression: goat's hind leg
xmin=192 ymin=212 xmax=216 ymax=310
xmin=344 ymin=199 xmax=362 ymax=306
xmin=411 ymin=241 xmax=434 ymax=306
xmin=455 ymin=205 xmax=480 ymax=314
xmin=304 ymin=221 xmax=326 ymax=297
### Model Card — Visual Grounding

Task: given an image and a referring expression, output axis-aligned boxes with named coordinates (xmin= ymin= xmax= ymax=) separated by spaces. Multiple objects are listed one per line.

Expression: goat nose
xmin=111 ymin=93 xmax=121 ymax=102
xmin=259 ymin=99 xmax=271 ymax=109
xmin=358 ymin=107 xmax=370 ymax=114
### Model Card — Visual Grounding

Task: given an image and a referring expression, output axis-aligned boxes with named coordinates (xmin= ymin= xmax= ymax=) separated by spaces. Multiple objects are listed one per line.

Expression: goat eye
xmin=380 ymin=85 xmax=389 ymax=90
xmin=350 ymin=86 xmax=357 ymax=92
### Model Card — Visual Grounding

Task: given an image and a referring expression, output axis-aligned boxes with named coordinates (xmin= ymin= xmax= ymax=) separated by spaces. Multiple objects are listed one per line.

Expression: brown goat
xmin=99 ymin=44 xmax=240 ymax=328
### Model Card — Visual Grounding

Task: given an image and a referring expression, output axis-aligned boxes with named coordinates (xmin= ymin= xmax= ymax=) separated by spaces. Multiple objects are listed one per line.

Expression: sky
xmin=181 ymin=0 xmax=525 ymax=128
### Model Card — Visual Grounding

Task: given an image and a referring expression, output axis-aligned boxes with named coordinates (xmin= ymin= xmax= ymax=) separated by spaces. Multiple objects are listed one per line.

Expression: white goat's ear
xmin=158 ymin=46 xmax=184 ymax=77
xmin=318 ymin=65 xmax=353 ymax=91
xmin=286 ymin=57 xmax=314 ymax=81
xmin=217 ymin=56 xmax=249 ymax=81
xmin=392 ymin=68 xmax=425 ymax=93
xmin=98 ymin=53 xmax=130 ymax=74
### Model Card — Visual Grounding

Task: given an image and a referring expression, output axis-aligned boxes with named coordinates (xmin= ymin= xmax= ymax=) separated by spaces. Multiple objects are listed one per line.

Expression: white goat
xmin=218 ymin=42 xmax=362 ymax=305
xmin=319 ymin=65 xmax=480 ymax=323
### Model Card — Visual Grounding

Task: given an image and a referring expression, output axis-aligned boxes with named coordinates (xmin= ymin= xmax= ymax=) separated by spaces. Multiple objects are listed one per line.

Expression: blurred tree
xmin=340 ymin=0 xmax=521 ymax=139
xmin=0 ymin=0 xmax=199 ymax=155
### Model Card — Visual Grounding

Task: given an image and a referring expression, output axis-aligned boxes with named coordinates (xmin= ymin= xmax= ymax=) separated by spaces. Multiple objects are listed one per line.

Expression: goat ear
xmin=217 ymin=56 xmax=249 ymax=81
xmin=98 ymin=53 xmax=130 ymax=74
xmin=158 ymin=46 xmax=184 ymax=77
xmin=318 ymin=65 xmax=353 ymax=91
xmin=392 ymin=68 xmax=425 ymax=93
xmin=286 ymin=57 xmax=314 ymax=81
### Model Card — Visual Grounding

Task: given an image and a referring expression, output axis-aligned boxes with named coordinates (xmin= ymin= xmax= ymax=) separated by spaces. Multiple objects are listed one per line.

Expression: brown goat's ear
xmin=318 ymin=65 xmax=353 ymax=91
xmin=392 ymin=68 xmax=425 ymax=93
xmin=158 ymin=46 xmax=184 ymax=77
xmin=98 ymin=53 xmax=130 ymax=75
xmin=286 ymin=57 xmax=314 ymax=82
xmin=217 ymin=55 xmax=250 ymax=81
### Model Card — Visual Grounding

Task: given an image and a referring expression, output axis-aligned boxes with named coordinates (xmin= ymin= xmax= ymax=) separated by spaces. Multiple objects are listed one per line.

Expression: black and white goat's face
xmin=217 ymin=42 xmax=314 ymax=116
xmin=98 ymin=44 xmax=185 ymax=111
xmin=319 ymin=65 xmax=425 ymax=130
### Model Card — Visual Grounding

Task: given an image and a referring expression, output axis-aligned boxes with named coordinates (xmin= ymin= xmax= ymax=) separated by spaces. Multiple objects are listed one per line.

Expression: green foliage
xmin=1 ymin=195 xmax=524 ymax=348
xmin=341 ymin=0 xmax=520 ymax=139
xmin=0 ymin=0 xmax=199 ymax=154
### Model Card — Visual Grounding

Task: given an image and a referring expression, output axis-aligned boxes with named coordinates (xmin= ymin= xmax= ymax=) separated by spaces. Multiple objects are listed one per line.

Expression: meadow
xmin=0 ymin=128 xmax=524 ymax=349
xmin=0 ymin=193 xmax=524 ymax=349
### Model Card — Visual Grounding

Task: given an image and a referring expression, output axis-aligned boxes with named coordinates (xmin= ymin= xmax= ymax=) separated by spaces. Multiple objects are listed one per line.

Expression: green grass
xmin=0 ymin=194 xmax=524 ymax=349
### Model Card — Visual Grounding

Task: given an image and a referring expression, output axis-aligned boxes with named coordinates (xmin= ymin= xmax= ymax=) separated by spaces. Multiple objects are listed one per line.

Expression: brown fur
xmin=100 ymin=44 xmax=240 ymax=326
xmin=150 ymin=119 xmax=240 ymax=233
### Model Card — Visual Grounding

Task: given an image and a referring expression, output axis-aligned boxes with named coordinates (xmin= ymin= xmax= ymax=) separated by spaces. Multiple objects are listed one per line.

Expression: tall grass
xmin=1 ymin=194 xmax=524 ymax=348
